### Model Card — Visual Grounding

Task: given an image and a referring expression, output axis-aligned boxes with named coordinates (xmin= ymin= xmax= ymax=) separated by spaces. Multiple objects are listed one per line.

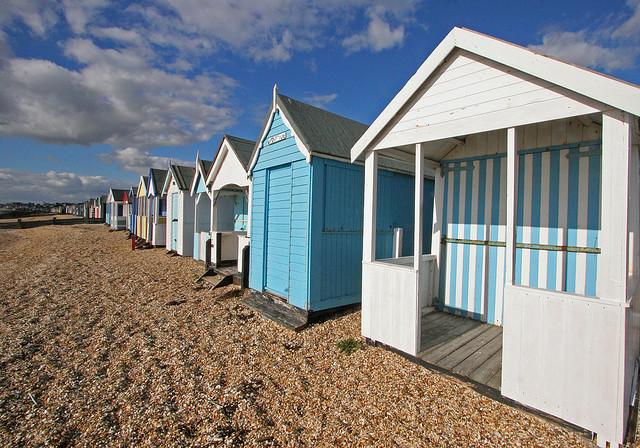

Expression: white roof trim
xmin=189 ymin=155 xmax=209 ymax=197
xmin=147 ymin=176 xmax=156 ymax=198
xmin=351 ymin=27 xmax=640 ymax=161
xmin=137 ymin=175 xmax=147 ymax=196
xmin=248 ymin=92 xmax=312 ymax=174
xmin=189 ymin=154 xmax=201 ymax=196
xmin=248 ymin=103 xmax=276 ymax=173
xmin=278 ymin=105 xmax=312 ymax=163
xmin=206 ymin=138 xmax=238 ymax=186
xmin=161 ymin=167 xmax=174 ymax=196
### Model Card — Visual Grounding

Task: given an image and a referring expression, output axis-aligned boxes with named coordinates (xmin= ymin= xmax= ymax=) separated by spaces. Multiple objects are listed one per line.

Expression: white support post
xmin=214 ymin=192 xmax=218 ymax=238
xmin=414 ymin=143 xmax=425 ymax=270
xmin=597 ymin=110 xmax=631 ymax=301
xmin=505 ymin=127 xmax=519 ymax=286
xmin=194 ymin=193 xmax=200 ymax=234
xmin=246 ymin=187 xmax=252 ymax=239
xmin=431 ymin=166 xmax=444 ymax=252
xmin=363 ymin=151 xmax=378 ymax=263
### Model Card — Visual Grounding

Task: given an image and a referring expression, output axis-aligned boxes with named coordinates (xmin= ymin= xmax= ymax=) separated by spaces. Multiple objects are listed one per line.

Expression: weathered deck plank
xmin=418 ymin=311 xmax=503 ymax=390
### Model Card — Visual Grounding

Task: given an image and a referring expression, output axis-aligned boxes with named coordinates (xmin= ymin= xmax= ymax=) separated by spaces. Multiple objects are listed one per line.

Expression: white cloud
xmin=343 ymin=14 xmax=405 ymax=53
xmin=0 ymin=0 xmax=59 ymax=36
xmin=0 ymin=39 xmax=237 ymax=148
xmin=303 ymin=93 xmax=338 ymax=108
xmin=155 ymin=0 xmax=418 ymax=61
xmin=0 ymin=0 xmax=422 ymax=154
xmin=90 ymin=26 xmax=144 ymax=46
xmin=62 ymin=0 xmax=109 ymax=34
xmin=0 ymin=168 xmax=124 ymax=203
xmin=98 ymin=147 xmax=194 ymax=175
xmin=342 ymin=1 xmax=416 ymax=53
xmin=529 ymin=0 xmax=640 ymax=72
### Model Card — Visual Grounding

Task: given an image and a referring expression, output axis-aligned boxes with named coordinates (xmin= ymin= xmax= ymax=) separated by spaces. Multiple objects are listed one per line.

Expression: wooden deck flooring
xmin=418 ymin=312 xmax=503 ymax=390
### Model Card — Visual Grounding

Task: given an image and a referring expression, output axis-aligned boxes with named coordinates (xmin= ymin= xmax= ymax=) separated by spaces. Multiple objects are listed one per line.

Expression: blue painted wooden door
xmin=264 ymin=164 xmax=292 ymax=297
xmin=171 ymin=192 xmax=179 ymax=251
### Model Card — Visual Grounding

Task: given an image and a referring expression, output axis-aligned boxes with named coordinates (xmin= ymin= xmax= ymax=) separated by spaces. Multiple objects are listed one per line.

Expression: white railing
xmin=361 ymin=254 xmax=437 ymax=356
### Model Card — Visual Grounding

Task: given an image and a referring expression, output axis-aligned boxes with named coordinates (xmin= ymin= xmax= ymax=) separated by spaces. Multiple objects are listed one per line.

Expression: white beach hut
xmin=146 ymin=168 xmax=168 ymax=247
xmin=163 ymin=164 xmax=196 ymax=256
xmin=350 ymin=27 xmax=640 ymax=447
xmin=205 ymin=135 xmax=255 ymax=275
xmin=106 ymin=188 xmax=127 ymax=230
xmin=190 ymin=155 xmax=213 ymax=263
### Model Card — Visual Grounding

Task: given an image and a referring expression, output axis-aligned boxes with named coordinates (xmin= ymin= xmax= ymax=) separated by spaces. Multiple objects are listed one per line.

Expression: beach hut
xmin=248 ymin=88 xmax=433 ymax=315
xmin=93 ymin=195 xmax=106 ymax=222
xmin=106 ymin=188 xmax=127 ymax=230
xmin=190 ymin=156 xmax=213 ymax=262
xmin=163 ymin=164 xmax=196 ymax=256
xmin=124 ymin=186 xmax=137 ymax=235
xmin=147 ymin=168 xmax=168 ymax=247
xmin=349 ymin=27 xmax=640 ymax=447
xmin=136 ymin=176 xmax=149 ymax=241
xmin=104 ymin=194 xmax=111 ymax=226
xmin=205 ymin=135 xmax=255 ymax=275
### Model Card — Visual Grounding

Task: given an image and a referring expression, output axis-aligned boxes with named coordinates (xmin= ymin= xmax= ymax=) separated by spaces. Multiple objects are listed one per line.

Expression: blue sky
xmin=0 ymin=0 xmax=638 ymax=202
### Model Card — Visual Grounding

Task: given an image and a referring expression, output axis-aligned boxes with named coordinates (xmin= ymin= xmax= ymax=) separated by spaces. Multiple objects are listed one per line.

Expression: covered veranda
xmin=352 ymin=27 xmax=640 ymax=447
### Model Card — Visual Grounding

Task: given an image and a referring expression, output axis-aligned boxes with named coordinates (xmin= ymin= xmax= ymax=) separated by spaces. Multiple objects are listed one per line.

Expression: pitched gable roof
xmin=351 ymin=26 xmax=640 ymax=161
xmin=206 ymin=134 xmax=256 ymax=188
xmin=277 ymin=93 xmax=367 ymax=160
xmin=138 ymin=176 xmax=149 ymax=195
xmin=148 ymin=169 xmax=168 ymax=196
xmin=170 ymin=164 xmax=196 ymax=191
xmin=190 ymin=157 xmax=213 ymax=195
xmin=225 ymin=135 xmax=255 ymax=169
xmin=201 ymin=159 xmax=212 ymax=177
xmin=110 ymin=188 xmax=127 ymax=201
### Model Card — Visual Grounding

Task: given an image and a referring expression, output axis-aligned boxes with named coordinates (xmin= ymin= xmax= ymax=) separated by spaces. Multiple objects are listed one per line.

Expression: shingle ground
xmin=0 ymin=225 xmax=599 ymax=446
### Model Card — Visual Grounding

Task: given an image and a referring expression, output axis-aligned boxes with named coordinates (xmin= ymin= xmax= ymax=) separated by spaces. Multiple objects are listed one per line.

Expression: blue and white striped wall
xmin=438 ymin=140 xmax=601 ymax=325
xmin=515 ymin=142 xmax=601 ymax=296
xmin=440 ymin=154 xmax=507 ymax=324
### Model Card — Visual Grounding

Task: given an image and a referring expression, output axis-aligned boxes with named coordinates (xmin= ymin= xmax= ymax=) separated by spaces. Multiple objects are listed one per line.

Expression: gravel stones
xmin=0 ymin=225 xmax=597 ymax=446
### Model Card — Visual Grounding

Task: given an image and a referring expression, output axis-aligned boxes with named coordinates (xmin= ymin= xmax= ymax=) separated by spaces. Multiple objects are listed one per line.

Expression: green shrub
xmin=337 ymin=337 xmax=362 ymax=355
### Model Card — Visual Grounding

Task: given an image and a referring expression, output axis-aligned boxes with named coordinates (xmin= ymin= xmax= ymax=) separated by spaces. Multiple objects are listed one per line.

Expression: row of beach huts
xmin=75 ymin=28 xmax=640 ymax=447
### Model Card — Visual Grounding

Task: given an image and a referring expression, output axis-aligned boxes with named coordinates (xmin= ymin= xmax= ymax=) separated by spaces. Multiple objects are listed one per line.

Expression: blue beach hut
xmin=248 ymin=87 xmax=434 ymax=314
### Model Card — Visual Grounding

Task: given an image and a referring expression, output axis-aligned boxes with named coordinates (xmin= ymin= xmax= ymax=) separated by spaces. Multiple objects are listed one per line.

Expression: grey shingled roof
xmin=171 ymin=164 xmax=195 ymax=190
xmin=274 ymin=94 xmax=368 ymax=160
xmin=111 ymin=189 xmax=127 ymax=201
xmin=225 ymin=135 xmax=256 ymax=169
xmin=149 ymin=169 xmax=168 ymax=196
xmin=201 ymin=159 xmax=213 ymax=178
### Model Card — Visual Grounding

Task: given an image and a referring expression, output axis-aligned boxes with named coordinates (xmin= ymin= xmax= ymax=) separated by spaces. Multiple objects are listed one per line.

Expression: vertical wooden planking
xmin=574 ymin=153 xmax=589 ymax=294
xmin=470 ymin=159 xmax=481 ymax=316
xmin=483 ymin=159 xmax=494 ymax=319
xmin=289 ymin=160 xmax=310 ymax=308
xmin=557 ymin=147 xmax=569 ymax=291
xmin=585 ymin=144 xmax=601 ymax=296
xmin=249 ymin=170 xmax=267 ymax=292
xmin=461 ymin=161 xmax=473 ymax=311
xmin=597 ymin=111 xmax=631 ymax=301
xmin=431 ymin=165 xmax=444 ymax=306
xmin=529 ymin=152 xmax=542 ymax=288
xmin=521 ymin=153 xmax=533 ymax=286
xmin=414 ymin=143 xmax=425 ymax=271
xmin=454 ymin=163 xmax=465 ymax=310
xmin=495 ymin=157 xmax=508 ymax=325
xmin=506 ymin=127 xmax=519 ymax=287
xmin=538 ymin=151 xmax=550 ymax=287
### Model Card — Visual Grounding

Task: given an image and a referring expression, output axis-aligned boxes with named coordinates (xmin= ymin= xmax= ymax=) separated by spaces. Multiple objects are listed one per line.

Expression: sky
xmin=0 ymin=0 xmax=639 ymax=203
